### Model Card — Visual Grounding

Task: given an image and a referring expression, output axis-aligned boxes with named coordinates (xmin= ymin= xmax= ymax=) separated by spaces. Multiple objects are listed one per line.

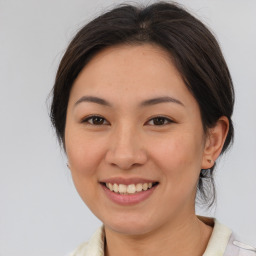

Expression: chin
xmin=103 ymin=215 xmax=157 ymax=236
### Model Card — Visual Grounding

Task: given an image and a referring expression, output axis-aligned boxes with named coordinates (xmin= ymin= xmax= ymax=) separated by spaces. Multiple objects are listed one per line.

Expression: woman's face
xmin=65 ymin=44 xmax=210 ymax=235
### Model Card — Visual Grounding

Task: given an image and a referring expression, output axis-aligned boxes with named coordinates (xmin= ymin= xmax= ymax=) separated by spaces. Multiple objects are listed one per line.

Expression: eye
xmin=82 ymin=115 xmax=109 ymax=125
xmin=147 ymin=116 xmax=173 ymax=126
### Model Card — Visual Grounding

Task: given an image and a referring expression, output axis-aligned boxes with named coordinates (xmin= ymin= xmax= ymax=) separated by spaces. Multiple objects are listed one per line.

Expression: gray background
xmin=0 ymin=0 xmax=255 ymax=255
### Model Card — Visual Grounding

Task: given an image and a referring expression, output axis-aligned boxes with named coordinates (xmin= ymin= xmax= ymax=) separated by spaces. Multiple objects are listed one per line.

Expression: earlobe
xmin=201 ymin=116 xmax=229 ymax=169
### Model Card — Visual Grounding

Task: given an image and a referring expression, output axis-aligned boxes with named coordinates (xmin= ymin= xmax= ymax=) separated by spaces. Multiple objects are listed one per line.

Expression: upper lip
xmin=100 ymin=177 xmax=158 ymax=185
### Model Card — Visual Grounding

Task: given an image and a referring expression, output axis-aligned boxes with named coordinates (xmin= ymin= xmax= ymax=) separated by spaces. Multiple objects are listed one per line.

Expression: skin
xmin=65 ymin=44 xmax=229 ymax=256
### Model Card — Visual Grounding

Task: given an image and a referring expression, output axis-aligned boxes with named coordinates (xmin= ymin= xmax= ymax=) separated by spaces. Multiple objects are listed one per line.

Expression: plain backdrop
xmin=0 ymin=0 xmax=255 ymax=255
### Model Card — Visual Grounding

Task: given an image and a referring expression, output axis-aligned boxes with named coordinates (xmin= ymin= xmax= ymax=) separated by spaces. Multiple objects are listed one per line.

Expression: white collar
xmin=201 ymin=218 xmax=232 ymax=256
xmin=70 ymin=218 xmax=233 ymax=256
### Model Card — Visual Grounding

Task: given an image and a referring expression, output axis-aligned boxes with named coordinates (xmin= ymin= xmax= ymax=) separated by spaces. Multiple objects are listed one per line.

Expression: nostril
xmin=105 ymin=149 xmax=148 ymax=170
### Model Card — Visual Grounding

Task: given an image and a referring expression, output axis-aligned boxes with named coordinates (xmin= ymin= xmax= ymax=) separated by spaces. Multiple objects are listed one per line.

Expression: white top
xmin=69 ymin=218 xmax=256 ymax=256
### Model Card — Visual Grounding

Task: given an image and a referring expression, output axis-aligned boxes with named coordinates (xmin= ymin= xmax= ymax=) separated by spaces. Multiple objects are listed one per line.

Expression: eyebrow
xmin=74 ymin=95 xmax=184 ymax=108
xmin=75 ymin=96 xmax=111 ymax=107
xmin=140 ymin=96 xmax=184 ymax=107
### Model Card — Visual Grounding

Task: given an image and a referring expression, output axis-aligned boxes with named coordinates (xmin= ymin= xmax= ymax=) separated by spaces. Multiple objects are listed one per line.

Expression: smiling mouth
xmin=101 ymin=182 xmax=159 ymax=195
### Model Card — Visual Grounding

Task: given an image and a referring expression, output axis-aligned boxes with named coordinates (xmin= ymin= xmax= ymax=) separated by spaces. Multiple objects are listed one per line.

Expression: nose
xmin=105 ymin=124 xmax=147 ymax=170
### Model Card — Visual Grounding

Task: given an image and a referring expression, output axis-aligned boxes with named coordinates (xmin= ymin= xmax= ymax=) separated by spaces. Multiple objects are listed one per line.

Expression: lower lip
xmin=100 ymin=183 xmax=158 ymax=206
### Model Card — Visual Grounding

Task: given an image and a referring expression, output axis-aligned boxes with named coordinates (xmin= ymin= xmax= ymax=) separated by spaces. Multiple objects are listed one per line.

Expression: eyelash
xmin=82 ymin=115 xmax=109 ymax=125
xmin=82 ymin=115 xmax=174 ymax=126
xmin=147 ymin=116 xmax=174 ymax=126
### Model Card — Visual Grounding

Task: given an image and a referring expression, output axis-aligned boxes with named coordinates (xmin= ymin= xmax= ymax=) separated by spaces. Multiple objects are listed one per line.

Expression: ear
xmin=201 ymin=116 xmax=229 ymax=169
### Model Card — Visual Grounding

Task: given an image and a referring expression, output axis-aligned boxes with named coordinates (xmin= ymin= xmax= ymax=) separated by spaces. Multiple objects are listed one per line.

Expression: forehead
xmin=69 ymin=43 xmax=195 ymax=108
xmin=83 ymin=43 xmax=176 ymax=78
xmin=87 ymin=43 xmax=173 ymax=68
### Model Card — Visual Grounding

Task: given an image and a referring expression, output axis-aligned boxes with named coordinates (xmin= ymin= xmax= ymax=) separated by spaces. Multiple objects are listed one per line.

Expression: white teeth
xmin=119 ymin=184 xmax=127 ymax=194
xmin=105 ymin=182 xmax=154 ymax=194
xmin=113 ymin=183 xmax=119 ymax=193
xmin=136 ymin=183 xmax=143 ymax=192
xmin=127 ymin=184 xmax=136 ymax=194
xmin=142 ymin=183 xmax=148 ymax=190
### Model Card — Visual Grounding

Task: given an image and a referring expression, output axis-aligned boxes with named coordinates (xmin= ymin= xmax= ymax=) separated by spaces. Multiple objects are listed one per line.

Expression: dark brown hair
xmin=50 ymin=1 xmax=234 ymax=207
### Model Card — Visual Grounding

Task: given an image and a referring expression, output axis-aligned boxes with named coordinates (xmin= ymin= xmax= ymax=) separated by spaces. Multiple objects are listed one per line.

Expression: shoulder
xmin=69 ymin=241 xmax=89 ymax=256
xmin=201 ymin=217 xmax=256 ymax=256
xmin=69 ymin=226 xmax=105 ymax=256
xmin=224 ymin=233 xmax=256 ymax=256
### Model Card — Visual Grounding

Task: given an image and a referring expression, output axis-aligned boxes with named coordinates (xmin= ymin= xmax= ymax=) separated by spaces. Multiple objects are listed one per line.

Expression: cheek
xmin=65 ymin=131 xmax=108 ymax=207
xmin=65 ymin=129 xmax=107 ymax=178
xmin=149 ymin=132 xmax=204 ymax=182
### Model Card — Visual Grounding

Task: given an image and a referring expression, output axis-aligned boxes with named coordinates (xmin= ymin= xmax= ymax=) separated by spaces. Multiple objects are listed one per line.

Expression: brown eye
xmin=147 ymin=116 xmax=173 ymax=126
xmin=83 ymin=115 xmax=108 ymax=125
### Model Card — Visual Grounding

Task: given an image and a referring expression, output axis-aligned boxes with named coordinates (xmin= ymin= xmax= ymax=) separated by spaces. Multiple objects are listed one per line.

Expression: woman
xmin=50 ymin=2 xmax=255 ymax=256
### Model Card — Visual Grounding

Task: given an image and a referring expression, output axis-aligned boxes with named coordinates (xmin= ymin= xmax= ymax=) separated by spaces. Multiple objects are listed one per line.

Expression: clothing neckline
xmin=70 ymin=217 xmax=233 ymax=256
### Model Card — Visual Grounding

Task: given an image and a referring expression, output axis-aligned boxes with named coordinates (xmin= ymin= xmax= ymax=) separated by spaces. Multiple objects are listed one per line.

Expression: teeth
xmin=135 ymin=183 xmax=143 ymax=192
xmin=113 ymin=183 xmax=119 ymax=193
xmin=127 ymin=184 xmax=136 ymax=194
xmin=105 ymin=182 xmax=154 ymax=194
xmin=142 ymin=183 xmax=148 ymax=191
xmin=119 ymin=184 xmax=127 ymax=194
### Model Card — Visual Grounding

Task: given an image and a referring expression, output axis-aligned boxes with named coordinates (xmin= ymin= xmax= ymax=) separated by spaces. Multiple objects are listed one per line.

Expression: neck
xmin=104 ymin=215 xmax=213 ymax=256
